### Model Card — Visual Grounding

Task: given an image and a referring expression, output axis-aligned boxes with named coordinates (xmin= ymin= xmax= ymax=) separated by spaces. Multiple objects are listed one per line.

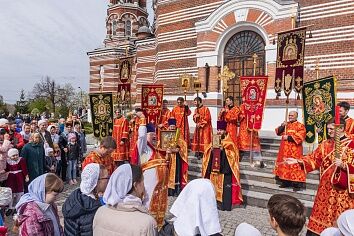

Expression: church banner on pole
xmin=141 ymin=84 xmax=164 ymax=124
xmin=302 ymin=76 xmax=337 ymax=143
xmin=240 ymin=76 xmax=268 ymax=131
xmin=89 ymin=93 xmax=114 ymax=138
xmin=275 ymin=27 xmax=306 ymax=99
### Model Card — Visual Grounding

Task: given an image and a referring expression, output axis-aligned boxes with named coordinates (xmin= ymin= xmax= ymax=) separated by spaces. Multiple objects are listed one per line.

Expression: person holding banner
xmin=238 ymin=103 xmax=262 ymax=159
xmin=111 ymin=110 xmax=130 ymax=167
xmin=129 ymin=108 xmax=143 ymax=164
xmin=135 ymin=112 xmax=169 ymax=229
xmin=338 ymin=101 xmax=354 ymax=137
xmin=202 ymin=120 xmax=243 ymax=211
xmin=285 ymin=118 xmax=354 ymax=236
xmin=274 ymin=111 xmax=306 ymax=191
xmin=166 ymin=118 xmax=188 ymax=197
xmin=171 ymin=97 xmax=191 ymax=147
xmin=157 ymin=100 xmax=171 ymax=131
xmin=218 ymin=96 xmax=240 ymax=146
xmin=191 ymin=97 xmax=212 ymax=159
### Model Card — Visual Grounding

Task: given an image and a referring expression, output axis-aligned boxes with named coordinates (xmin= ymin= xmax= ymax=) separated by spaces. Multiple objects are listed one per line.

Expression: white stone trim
xmin=195 ymin=0 xmax=297 ymax=32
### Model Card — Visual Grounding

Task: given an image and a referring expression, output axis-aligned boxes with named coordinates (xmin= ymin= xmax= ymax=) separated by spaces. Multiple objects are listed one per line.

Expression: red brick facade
xmin=88 ymin=0 xmax=354 ymax=130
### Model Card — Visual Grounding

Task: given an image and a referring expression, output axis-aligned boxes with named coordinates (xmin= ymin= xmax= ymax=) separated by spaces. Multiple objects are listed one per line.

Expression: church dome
xmin=138 ymin=26 xmax=151 ymax=34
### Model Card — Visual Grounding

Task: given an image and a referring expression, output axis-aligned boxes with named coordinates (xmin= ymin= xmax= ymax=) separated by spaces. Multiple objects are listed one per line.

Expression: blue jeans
xmin=67 ymin=160 xmax=77 ymax=181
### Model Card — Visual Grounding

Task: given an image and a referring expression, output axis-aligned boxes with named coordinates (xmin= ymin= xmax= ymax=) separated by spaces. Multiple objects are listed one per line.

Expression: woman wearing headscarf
xmin=62 ymin=163 xmax=109 ymax=236
xmin=234 ymin=223 xmax=262 ymax=236
xmin=93 ymin=164 xmax=157 ymax=236
xmin=159 ymin=179 xmax=222 ymax=236
xmin=320 ymin=209 xmax=354 ymax=236
xmin=15 ymin=173 xmax=64 ymax=236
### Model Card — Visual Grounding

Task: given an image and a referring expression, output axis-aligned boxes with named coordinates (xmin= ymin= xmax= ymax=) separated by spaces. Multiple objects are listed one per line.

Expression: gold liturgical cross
xmin=218 ymin=66 xmax=235 ymax=92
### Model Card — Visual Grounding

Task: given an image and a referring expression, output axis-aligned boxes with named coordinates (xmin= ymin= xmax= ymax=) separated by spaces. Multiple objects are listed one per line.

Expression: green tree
xmin=15 ymin=89 xmax=29 ymax=114
xmin=27 ymin=98 xmax=48 ymax=114
xmin=0 ymin=95 xmax=8 ymax=116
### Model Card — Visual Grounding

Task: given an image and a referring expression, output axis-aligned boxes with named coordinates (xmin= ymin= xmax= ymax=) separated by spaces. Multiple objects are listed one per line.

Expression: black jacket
xmin=62 ymin=188 xmax=102 ymax=236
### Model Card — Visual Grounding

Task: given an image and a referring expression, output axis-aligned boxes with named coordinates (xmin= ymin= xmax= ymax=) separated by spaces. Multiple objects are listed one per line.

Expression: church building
xmin=88 ymin=0 xmax=354 ymax=133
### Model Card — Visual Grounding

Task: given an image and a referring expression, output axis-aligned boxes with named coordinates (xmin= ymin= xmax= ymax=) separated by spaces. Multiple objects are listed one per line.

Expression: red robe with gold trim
xmin=171 ymin=105 xmax=191 ymax=146
xmin=168 ymin=138 xmax=188 ymax=191
xmin=345 ymin=116 xmax=354 ymax=137
xmin=157 ymin=108 xmax=170 ymax=142
xmin=191 ymin=105 xmax=212 ymax=153
xmin=220 ymin=106 xmax=240 ymax=145
xmin=202 ymin=135 xmax=243 ymax=207
xmin=238 ymin=104 xmax=261 ymax=152
xmin=82 ymin=151 xmax=114 ymax=175
xmin=111 ymin=116 xmax=129 ymax=162
xmin=129 ymin=117 xmax=140 ymax=164
xmin=274 ymin=121 xmax=306 ymax=182
xmin=299 ymin=137 xmax=354 ymax=234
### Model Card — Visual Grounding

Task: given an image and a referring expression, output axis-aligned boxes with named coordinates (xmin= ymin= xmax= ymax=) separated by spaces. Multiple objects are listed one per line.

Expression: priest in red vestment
xmin=285 ymin=118 xmax=354 ymax=235
xmin=171 ymin=97 xmax=191 ymax=147
xmin=82 ymin=136 xmax=117 ymax=174
xmin=129 ymin=108 xmax=143 ymax=165
xmin=274 ymin=111 xmax=306 ymax=191
xmin=218 ymin=96 xmax=240 ymax=146
xmin=157 ymin=99 xmax=171 ymax=142
xmin=166 ymin=118 xmax=188 ymax=197
xmin=136 ymin=113 xmax=169 ymax=229
xmin=202 ymin=120 xmax=243 ymax=211
xmin=338 ymin=101 xmax=354 ymax=137
xmin=191 ymin=97 xmax=212 ymax=159
xmin=111 ymin=110 xmax=129 ymax=167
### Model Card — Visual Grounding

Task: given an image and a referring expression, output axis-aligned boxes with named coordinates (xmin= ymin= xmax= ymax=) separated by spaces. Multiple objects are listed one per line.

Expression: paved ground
xmin=4 ymin=181 xmax=307 ymax=236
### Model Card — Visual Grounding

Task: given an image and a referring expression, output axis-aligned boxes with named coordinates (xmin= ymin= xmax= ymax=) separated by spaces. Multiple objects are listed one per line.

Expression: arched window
xmin=223 ymin=30 xmax=266 ymax=105
xmin=112 ymin=20 xmax=117 ymax=36
xmin=125 ymin=19 xmax=132 ymax=37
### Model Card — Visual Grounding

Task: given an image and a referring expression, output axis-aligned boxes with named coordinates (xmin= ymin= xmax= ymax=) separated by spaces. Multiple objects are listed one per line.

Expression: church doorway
xmin=223 ymin=30 xmax=266 ymax=105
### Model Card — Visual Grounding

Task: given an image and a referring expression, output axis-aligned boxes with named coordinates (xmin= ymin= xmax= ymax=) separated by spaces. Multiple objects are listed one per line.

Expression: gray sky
xmin=0 ymin=0 xmax=109 ymax=103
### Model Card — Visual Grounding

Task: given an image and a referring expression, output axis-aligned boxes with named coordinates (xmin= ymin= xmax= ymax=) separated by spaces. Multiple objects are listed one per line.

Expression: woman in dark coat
xmin=20 ymin=133 xmax=45 ymax=182
xmin=62 ymin=164 xmax=109 ymax=236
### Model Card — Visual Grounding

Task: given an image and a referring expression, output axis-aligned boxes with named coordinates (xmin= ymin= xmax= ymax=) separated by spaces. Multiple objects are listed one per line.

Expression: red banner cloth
xmin=141 ymin=84 xmax=164 ymax=124
xmin=240 ymin=76 xmax=268 ymax=130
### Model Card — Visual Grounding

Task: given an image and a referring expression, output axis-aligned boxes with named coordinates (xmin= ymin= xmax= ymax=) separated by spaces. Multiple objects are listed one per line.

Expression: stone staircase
xmin=188 ymin=136 xmax=319 ymax=215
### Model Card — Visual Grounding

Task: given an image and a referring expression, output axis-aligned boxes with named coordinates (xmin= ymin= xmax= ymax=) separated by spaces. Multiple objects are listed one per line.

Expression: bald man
xmin=273 ymin=111 xmax=306 ymax=191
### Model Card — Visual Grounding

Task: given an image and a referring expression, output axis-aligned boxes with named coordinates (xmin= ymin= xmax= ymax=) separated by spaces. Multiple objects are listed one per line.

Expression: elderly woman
xmin=159 ymin=179 xmax=222 ymax=236
xmin=15 ymin=173 xmax=64 ymax=236
xmin=63 ymin=163 xmax=109 ymax=236
xmin=21 ymin=133 xmax=46 ymax=182
xmin=93 ymin=164 xmax=157 ymax=236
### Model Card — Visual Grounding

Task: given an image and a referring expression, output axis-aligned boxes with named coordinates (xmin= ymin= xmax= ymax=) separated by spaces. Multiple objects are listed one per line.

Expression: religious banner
xmin=275 ymin=27 xmax=306 ymax=99
xmin=240 ymin=76 xmax=268 ymax=130
xmin=141 ymin=84 xmax=164 ymax=124
xmin=302 ymin=76 xmax=336 ymax=143
xmin=117 ymin=84 xmax=131 ymax=104
xmin=120 ymin=60 xmax=131 ymax=83
xmin=89 ymin=93 xmax=114 ymax=138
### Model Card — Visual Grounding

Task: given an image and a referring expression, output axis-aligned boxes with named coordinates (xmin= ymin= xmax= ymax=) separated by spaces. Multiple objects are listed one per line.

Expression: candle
xmin=335 ymin=105 xmax=340 ymax=125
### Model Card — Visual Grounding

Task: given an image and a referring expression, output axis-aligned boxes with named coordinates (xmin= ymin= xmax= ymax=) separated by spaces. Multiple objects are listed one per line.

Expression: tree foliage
xmin=0 ymin=95 xmax=8 ymax=116
xmin=14 ymin=89 xmax=29 ymax=114
xmin=31 ymin=76 xmax=76 ymax=115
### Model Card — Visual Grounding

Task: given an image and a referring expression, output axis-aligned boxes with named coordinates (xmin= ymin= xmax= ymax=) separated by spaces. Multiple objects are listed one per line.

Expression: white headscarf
xmin=103 ymin=164 xmax=132 ymax=206
xmin=320 ymin=227 xmax=341 ymax=236
xmin=80 ymin=163 xmax=100 ymax=196
xmin=234 ymin=223 xmax=262 ymax=236
xmin=45 ymin=147 xmax=53 ymax=156
xmin=337 ymin=209 xmax=354 ymax=236
xmin=170 ymin=179 xmax=222 ymax=236
xmin=47 ymin=125 xmax=55 ymax=132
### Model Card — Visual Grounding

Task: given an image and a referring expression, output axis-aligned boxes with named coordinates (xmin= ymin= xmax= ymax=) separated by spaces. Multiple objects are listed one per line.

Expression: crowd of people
xmin=0 ymin=113 xmax=87 ymax=222
xmin=0 ymin=97 xmax=353 ymax=235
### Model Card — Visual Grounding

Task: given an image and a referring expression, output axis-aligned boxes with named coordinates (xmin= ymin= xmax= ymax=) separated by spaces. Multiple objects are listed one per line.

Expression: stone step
xmin=260 ymin=137 xmax=282 ymax=145
xmin=240 ymin=179 xmax=317 ymax=202
xmin=260 ymin=142 xmax=281 ymax=151
xmin=240 ymin=169 xmax=319 ymax=190
xmin=188 ymin=160 xmax=320 ymax=181
xmin=242 ymin=190 xmax=313 ymax=216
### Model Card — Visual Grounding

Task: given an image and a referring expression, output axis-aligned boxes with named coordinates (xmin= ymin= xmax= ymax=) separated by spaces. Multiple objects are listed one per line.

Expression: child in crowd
xmin=45 ymin=147 xmax=57 ymax=173
xmin=53 ymin=144 xmax=62 ymax=177
xmin=47 ymin=125 xmax=60 ymax=144
xmin=20 ymin=124 xmax=31 ymax=144
xmin=66 ymin=133 xmax=80 ymax=185
xmin=267 ymin=194 xmax=306 ymax=236
xmin=5 ymin=148 xmax=29 ymax=216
